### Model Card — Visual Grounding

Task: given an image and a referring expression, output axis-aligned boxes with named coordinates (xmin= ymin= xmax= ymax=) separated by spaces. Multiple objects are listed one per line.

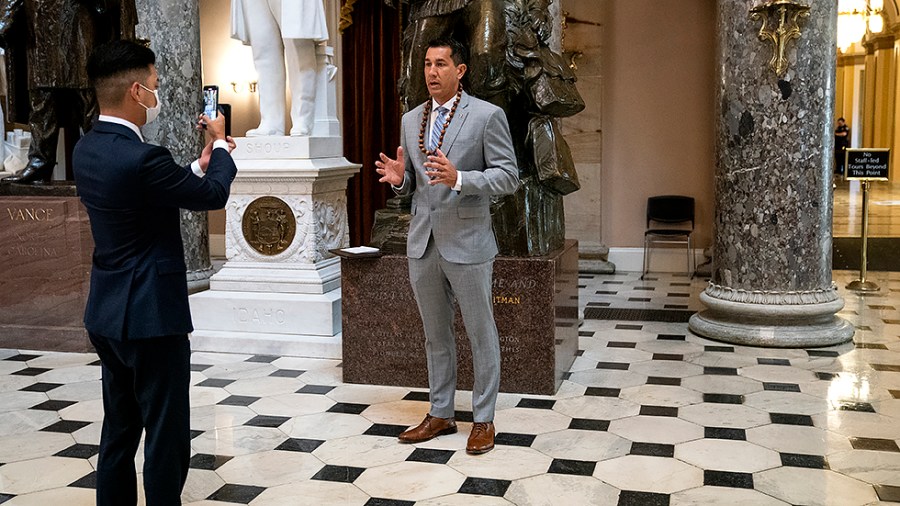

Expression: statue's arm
xmin=0 ymin=0 xmax=23 ymax=41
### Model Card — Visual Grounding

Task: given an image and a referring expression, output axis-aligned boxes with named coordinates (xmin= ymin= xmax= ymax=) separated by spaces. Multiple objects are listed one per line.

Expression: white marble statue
xmin=231 ymin=0 xmax=329 ymax=137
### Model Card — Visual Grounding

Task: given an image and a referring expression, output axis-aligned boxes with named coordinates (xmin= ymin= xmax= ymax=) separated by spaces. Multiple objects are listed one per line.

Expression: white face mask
xmin=138 ymin=84 xmax=162 ymax=124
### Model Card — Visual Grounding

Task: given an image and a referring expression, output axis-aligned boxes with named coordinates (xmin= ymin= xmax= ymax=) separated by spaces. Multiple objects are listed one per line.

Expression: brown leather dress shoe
xmin=466 ymin=422 xmax=495 ymax=455
xmin=398 ymin=414 xmax=457 ymax=443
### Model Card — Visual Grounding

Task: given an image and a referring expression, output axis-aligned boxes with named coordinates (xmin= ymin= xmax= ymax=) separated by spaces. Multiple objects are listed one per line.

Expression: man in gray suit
xmin=376 ymin=37 xmax=519 ymax=455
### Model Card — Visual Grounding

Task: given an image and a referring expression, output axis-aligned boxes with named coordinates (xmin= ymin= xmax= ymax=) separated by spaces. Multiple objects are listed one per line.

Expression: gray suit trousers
xmin=408 ymin=236 xmax=501 ymax=423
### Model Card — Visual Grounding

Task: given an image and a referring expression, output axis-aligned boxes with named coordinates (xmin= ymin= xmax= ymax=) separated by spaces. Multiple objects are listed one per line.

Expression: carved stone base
xmin=689 ymin=288 xmax=854 ymax=348
xmin=189 ymin=137 xmax=360 ymax=358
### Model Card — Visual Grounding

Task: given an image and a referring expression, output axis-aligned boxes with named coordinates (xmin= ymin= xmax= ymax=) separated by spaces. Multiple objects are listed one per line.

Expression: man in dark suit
xmin=376 ymin=37 xmax=519 ymax=455
xmin=73 ymin=40 xmax=236 ymax=505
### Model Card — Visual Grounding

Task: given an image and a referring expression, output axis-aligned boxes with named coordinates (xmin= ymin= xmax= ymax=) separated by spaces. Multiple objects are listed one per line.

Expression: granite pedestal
xmin=0 ymin=183 xmax=93 ymax=352
xmin=341 ymin=240 xmax=578 ymax=396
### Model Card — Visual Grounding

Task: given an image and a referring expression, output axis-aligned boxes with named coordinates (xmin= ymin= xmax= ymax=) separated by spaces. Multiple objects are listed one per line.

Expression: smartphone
xmin=203 ymin=85 xmax=219 ymax=120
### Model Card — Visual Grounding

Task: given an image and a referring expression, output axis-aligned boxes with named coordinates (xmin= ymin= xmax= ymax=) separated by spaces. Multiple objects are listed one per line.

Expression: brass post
xmin=846 ymin=180 xmax=880 ymax=291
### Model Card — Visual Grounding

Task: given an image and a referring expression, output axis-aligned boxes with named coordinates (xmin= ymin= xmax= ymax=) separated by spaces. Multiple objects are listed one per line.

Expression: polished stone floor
xmin=833 ymin=180 xmax=900 ymax=238
xmin=1 ymin=271 xmax=899 ymax=505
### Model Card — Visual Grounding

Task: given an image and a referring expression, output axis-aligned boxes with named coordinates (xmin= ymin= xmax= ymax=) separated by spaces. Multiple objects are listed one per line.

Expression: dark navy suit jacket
xmin=73 ymin=121 xmax=237 ymax=340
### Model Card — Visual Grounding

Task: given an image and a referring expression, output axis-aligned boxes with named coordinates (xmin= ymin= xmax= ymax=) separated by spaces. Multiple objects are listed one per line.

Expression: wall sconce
xmin=837 ymin=0 xmax=885 ymax=52
xmin=230 ymin=81 xmax=258 ymax=93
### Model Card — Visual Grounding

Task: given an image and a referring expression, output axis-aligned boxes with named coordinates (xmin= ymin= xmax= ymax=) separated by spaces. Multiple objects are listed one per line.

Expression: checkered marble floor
xmin=1 ymin=270 xmax=900 ymax=505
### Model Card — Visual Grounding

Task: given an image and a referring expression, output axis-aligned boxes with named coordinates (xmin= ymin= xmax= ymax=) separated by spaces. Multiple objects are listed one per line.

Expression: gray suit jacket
xmin=396 ymin=92 xmax=519 ymax=264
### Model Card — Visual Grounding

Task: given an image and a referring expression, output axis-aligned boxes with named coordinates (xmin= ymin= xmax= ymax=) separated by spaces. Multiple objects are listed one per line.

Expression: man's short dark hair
xmin=88 ymin=40 xmax=156 ymax=106
xmin=427 ymin=37 xmax=468 ymax=66
xmin=838 ymin=117 xmax=846 ymax=122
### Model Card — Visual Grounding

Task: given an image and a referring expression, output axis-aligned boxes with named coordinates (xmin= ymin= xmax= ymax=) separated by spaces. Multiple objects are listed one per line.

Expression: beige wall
xmin=600 ymin=0 xmax=716 ymax=249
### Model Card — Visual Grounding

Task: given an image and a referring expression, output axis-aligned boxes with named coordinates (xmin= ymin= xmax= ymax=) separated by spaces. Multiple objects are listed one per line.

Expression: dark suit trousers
xmin=89 ymin=332 xmax=191 ymax=506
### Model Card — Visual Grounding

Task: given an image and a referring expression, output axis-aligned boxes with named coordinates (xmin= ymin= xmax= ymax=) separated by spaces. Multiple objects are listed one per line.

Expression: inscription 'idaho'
xmin=6 ymin=207 xmax=55 ymax=221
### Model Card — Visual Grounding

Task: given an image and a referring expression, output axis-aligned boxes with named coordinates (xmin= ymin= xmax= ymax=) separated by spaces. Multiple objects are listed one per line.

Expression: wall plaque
xmin=242 ymin=196 xmax=295 ymax=255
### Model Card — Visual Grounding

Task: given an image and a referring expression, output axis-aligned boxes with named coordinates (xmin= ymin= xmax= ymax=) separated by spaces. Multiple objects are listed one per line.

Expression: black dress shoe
xmin=2 ymin=159 xmax=54 ymax=185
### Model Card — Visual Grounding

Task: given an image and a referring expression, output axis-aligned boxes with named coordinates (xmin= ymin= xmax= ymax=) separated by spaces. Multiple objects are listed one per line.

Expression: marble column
xmin=135 ymin=0 xmax=213 ymax=292
xmin=689 ymin=0 xmax=854 ymax=347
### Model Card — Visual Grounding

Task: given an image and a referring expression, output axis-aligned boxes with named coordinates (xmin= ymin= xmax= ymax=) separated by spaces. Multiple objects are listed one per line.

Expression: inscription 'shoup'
xmin=245 ymin=141 xmax=292 ymax=155
xmin=6 ymin=207 xmax=54 ymax=222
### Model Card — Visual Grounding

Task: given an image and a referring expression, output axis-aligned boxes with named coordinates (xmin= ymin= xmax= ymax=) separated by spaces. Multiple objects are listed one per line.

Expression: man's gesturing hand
xmin=376 ymin=146 xmax=405 ymax=186
xmin=424 ymin=149 xmax=458 ymax=188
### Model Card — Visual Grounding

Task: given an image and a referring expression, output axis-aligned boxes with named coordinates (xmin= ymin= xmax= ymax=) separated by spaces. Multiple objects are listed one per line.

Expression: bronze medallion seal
xmin=242 ymin=196 xmax=295 ymax=256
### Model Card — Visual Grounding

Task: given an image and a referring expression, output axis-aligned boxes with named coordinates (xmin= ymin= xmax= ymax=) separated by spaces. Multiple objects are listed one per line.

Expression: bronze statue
xmin=0 ymin=0 xmax=137 ymax=184
xmin=373 ymin=0 xmax=584 ymax=256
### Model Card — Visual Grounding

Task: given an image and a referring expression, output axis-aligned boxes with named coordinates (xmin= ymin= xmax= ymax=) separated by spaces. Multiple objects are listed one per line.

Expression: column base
xmin=689 ymin=291 xmax=854 ymax=348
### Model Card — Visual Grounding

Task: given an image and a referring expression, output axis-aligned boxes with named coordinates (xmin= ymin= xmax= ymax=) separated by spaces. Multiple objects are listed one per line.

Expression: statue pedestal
xmin=189 ymin=136 xmax=360 ymax=359
xmin=0 ymin=184 xmax=93 ymax=352
xmin=341 ymin=240 xmax=580 ymax=395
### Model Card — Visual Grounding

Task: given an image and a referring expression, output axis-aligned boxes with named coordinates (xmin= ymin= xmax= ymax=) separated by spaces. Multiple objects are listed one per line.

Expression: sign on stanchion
xmin=844 ymin=148 xmax=889 ymax=292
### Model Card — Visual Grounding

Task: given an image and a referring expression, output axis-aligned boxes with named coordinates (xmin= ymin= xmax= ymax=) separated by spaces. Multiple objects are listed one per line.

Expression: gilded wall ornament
xmin=750 ymin=0 xmax=810 ymax=77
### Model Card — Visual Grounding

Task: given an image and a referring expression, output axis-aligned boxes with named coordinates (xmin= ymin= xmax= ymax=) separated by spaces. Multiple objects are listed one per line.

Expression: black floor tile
xmin=40 ymin=420 xmax=91 ymax=433
xmin=548 ymin=458 xmax=596 ymax=476
xmin=311 ymin=465 xmax=366 ymax=483
xmin=69 ymin=471 xmax=97 ymax=489
xmin=587 ymin=302 xmax=612 ymax=308
xmin=630 ymin=442 xmax=675 ymax=457
xmin=269 ymin=369 xmax=305 ymax=378
xmin=627 ymin=298 xmax=651 ymax=302
xmin=663 ymin=304 xmax=689 ymax=309
xmin=246 ymin=354 xmax=279 ymax=363
xmin=608 ymin=341 xmax=637 ymax=348
xmin=652 ymin=354 xmax=683 ymax=361
xmin=807 ymin=350 xmax=839 ymax=358
xmin=770 ymin=413 xmax=814 ymax=426
xmin=615 ymin=324 xmax=643 ymax=330
xmin=190 ymin=430 xmax=204 ymax=439
xmin=189 ymin=363 xmax=212 ymax=372
xmin=407 ymin=448 xmax=455 ymax=465
xmin=704 ymin=470 xmax=753 ymax=489
xmin=634 ymin=286 xmax=656 ymax=291
xmin=618 ymin=490 xmax=670 ymax=506
xmin=4 ymin=353 xmax=40 ymax=362
xmin=815 ymin=372 xmax=838 ymax=380
xmin=19 ymin=382 xmax=63 ymax=392
xmin=562 ymin=372 xmax=573 ymax=381
xmin=780 ymin=453 xmax=828 ymax=469
xmin=579 ymin=331 xmax=596 ymax=337
xmin=658 ymin=334 xmax=686 ymax=341
xmin=87 ymin=360 xmax=102 ymax=366
xmin=849 ymin=437 xmax=900 ymax=452
xmin=327 ymin=403 xmax=369 ymax=415
xmin=763 ymin=382 xmax=801 ymax=393
xmin=365 ymin=500 xmax=415 ymax=506
xmin=197 ymin=378 xmax=234 ymax=388
xmin=11 ymin=367 xmax=50 ymax=377
xmin=275 ymin=438 xmax=325 ymax=453
xmin=603 ymin=281 xmax=625 ymax=284
xmin=458 ymin=477 xmax=512 ymax=497
xmin=569 ymin=419 xmax=610 ymax=431
xmin=670 ymin=282 xmax=691 ymax=287
xmin=667 ymin=293 xmax=690 ymax=298
xmin=704 ymin=427 xmax=746 ymax=441
xmin=0 ymin=494 xmax=13 ymax=504
xmin=495 ymin=432 xmax=537 ymax=446
xmin=757 ymin=358 xmax=791 ymax=366
xmin=217 ymin=395 xmax=260 ymax=407
xmin=872 ymin=364 xmax=900 ymax=372
xmin=890 ymin=389 xmax=900 ymax=399
xmin=640 ymin=405 xmax=678 ymax=417
xmin=585 ymin=387 xmax=621 ymax=397
xmin=595 ymin=291 xmax=619 ymax=295
xmin=364 ymin=424 xmax=409 ymax=438
xmin=875 ymin=485 xmax=900 ymax=502
xmin=833 ymin=401 xmax=876 ymax=413
xmin=856 ymin=343 xmax=888 ymax=350
xmin=207 ymin=484 xmax=266 ymax=503
xmin=517 ymin=398 xmax=556 ymax=409
xmin=704 ymin=346 xmax=734 ymax=352
xmin=704 ymin=367 xmax=738 ymax=376
xmin=576 ymin=350 xmax=585 ymax=356
xmin=647 ymin=377 xmax=682 ymax=386
xmin=597 ymin=362 xmax=630 ymax=370
xmin=55 ymin=443 xmax=100 ymax=459
xmin=245 ymin=415 xmax=290 ymax=428
xmin=189 ymin=453 xmax=233 ymax=470
xmin=403 ymin=391 xmax=430 ymax=402
xmin=297 ymin=384 xmax=335 ymax=395
xmin=703 ymin=393 xmax=744 ymax=404
xmin=454 ymin=410 xmax=474 ymax=423
xmin=30 ymin=400 xmax=76 ymax=411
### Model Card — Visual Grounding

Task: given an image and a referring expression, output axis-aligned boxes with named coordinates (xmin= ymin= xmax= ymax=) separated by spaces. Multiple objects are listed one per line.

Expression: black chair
xmin=642 ymin=195 xmax=695 ymax=279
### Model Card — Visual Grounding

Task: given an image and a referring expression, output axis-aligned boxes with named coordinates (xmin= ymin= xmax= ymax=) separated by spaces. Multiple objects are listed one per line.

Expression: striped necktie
xmin=430 ymin=106 xmax=448 ymax=152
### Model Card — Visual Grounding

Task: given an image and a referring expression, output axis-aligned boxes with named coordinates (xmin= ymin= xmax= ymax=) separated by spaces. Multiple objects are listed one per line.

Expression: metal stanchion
xmin=846 ymin=180 xmax=880 ymax=292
